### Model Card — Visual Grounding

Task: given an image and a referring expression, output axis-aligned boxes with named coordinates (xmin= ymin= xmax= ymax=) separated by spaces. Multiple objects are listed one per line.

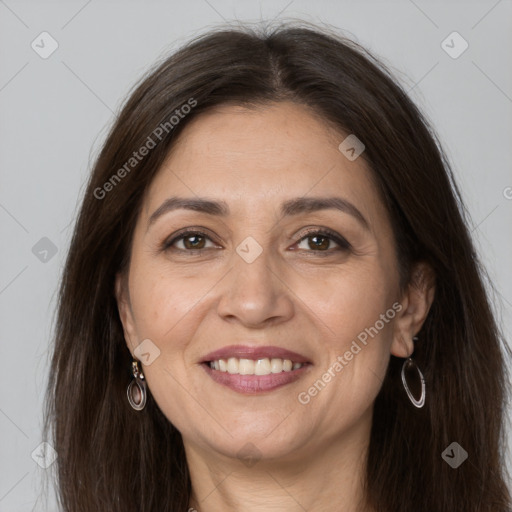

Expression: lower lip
xmin=201 ymin=362 xmax=312 ymax=394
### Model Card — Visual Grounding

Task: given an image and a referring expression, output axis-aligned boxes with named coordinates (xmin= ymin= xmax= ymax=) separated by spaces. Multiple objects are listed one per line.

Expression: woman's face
xmin=116 ymin=101 xmax=426 ymax=464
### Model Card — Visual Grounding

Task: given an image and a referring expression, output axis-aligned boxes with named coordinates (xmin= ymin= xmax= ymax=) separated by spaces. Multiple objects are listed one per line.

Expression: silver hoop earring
xmin=401 ymin=354 xmax=426 ymax=409
xmin=127 ymin=359 xmax=147 ymax=411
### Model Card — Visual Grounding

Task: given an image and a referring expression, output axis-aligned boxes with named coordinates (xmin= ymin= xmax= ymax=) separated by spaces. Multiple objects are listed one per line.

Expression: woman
xmin=42 ymin=20 xmax=512 ymax=511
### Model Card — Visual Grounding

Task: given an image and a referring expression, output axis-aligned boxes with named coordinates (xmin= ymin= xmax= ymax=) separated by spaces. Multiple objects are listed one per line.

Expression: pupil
xmin=186 ymin=235 xmax=203 ymax=249
xmin=310 ymin=235 xmax=328 ymax=250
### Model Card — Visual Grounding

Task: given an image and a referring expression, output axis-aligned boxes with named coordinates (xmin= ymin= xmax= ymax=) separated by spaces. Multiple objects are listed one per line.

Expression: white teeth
xmin=238 ymin=358 xmax=255 ymax=375
xmin=270 ymin=358 xmax=283 ymax=373
xmin=209 ymin=357 xmax=305 ymax=375
xmin=254 ymin=358 xmax=271 ymax=375
xmin=227 ymin=357 xmax=238 ymax=374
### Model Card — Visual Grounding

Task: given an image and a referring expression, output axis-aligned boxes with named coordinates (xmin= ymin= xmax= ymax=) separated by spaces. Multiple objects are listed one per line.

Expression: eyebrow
xmin=147 ymin=196 xmax=370 ymax=231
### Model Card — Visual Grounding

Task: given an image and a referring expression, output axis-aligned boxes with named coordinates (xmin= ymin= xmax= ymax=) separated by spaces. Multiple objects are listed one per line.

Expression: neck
xmin=185 ymin=408 xmax=375 ymax=512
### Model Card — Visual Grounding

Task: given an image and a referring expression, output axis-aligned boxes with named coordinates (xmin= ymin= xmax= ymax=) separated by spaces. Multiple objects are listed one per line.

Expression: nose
xmin=216 ymin=241 xmax=295 ymax=328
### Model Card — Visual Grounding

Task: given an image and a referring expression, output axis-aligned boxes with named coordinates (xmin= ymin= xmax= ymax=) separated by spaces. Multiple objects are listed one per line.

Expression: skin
xmin=116 ymin=101 xmax=435 ymax=512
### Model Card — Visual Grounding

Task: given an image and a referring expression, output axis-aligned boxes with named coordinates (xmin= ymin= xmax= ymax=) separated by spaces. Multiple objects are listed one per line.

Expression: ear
xmin=390 ymin=261 xmax=436 ymax=358
xmin=115 ymin=271 xmax=138 ymax=356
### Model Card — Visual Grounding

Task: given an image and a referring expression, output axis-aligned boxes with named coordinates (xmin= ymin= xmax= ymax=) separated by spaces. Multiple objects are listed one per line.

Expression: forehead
xmin=143 ymin=101 xmax=383 ymax=224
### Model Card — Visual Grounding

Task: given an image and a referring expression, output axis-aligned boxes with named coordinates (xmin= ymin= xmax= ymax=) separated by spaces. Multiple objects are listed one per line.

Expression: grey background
xmin=1 ymin=0 xmax=511 ymax=510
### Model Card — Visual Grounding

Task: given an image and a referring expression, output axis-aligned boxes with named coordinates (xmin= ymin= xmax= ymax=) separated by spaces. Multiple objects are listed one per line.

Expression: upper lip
xmin=201 ymin=345 xmax=312 ymax=364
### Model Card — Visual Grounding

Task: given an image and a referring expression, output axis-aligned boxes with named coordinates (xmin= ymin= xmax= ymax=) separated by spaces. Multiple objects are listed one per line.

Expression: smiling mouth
xmin=201 ymin=357 xmax=312 ymax=394
xmin=204 ymin=357 xmax=309 ymax=376
xmin=199 ymin=344 xmax=313 ymax=393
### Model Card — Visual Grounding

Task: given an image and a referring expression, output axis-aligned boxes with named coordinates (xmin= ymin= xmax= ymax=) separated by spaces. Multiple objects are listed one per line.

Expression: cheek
xmin=128 ymin=260 xmax=201 ymax=342
xmin=307 ymin=268 xmax=396 ymax=399
xmin=317 ymin=265 xmax=395 ymax=342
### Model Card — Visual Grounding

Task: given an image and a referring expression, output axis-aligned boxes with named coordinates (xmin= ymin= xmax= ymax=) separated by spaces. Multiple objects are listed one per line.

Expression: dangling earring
xmin=127 ymin=359 xmax=147 ymax=411
xmin=401 ymin=336 xmax=426 ymax=408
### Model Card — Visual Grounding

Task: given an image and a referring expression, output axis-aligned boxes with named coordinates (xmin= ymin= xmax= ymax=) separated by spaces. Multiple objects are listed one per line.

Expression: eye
xmin=162 ymin=230 xmax=218 ymax=252
xmin=294 ymin=228 xmax=351 ymax=254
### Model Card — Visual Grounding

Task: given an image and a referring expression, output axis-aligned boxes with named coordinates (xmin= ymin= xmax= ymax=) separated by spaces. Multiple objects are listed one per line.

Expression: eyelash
xmin=161 ymin=227 xmax=351 ymax=255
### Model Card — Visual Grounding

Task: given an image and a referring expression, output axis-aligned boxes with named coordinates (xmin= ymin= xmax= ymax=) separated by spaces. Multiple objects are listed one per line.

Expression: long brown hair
xmin=42 ymin=20 xmax=512 ymax=511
